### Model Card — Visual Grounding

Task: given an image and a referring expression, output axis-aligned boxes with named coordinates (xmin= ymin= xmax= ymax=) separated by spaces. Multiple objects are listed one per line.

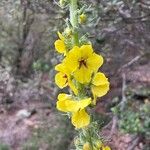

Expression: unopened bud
xmin=79 ymin=13 xmax=87 ymax=24
xmin=65 ymin=27 xmax=72 ymax=37
xmin=59 ymin=0 xmax=65 ymax=7
xmin=103 ymin=146 xmax=111 ymax=150
xmin=83 ymin=142 xmax=91 ymax=150
xmin=74 ymin=138 xmax=79 ymax=145
xmin=95 ymin=141 xmax=102 ymax=149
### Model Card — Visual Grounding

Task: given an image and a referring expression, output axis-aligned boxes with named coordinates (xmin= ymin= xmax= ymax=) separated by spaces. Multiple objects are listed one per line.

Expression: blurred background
xmin=0 ymin=0 xmax=149 ymax=150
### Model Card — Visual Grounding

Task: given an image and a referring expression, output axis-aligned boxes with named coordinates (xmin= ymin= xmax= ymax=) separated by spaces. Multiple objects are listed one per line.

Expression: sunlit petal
xmin=57 ymin=95 xmax=91 ymax=112
xmin=74 ymin=67 xmax=92 ymax=84
xmin=80 ymin=45 xmax=93 ymax=58
xmin=91 ymin=84 xmax=109 ymax=97
xmin=64 ymin=46 xmax=80 ymax=72
xmin=87 ymin=53 xmax=103 ymax=72
xmin=71 ymin=109 xmax=90 ymax=129
xmin=92 ymin=72 xmax=109 ymax=86
xmin=55 ymin=72 xmax=68 ymax=88
xmin=54 ymin=39 xmax=66 ymax=53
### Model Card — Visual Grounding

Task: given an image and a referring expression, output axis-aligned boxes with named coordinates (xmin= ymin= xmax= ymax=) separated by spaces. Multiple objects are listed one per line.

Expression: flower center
xmin=63 ymin=74 xmax=67 ymax=78
xmin=79 ymin=59 xmax=87 ymax=69
xmin=63 ymin=74 xmax=68 ymax=84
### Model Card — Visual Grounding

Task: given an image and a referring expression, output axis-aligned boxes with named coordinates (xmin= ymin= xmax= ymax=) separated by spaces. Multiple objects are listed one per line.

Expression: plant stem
xmin=70 ymin=0 xmax=79 ymax=46
xmin=88 ymin=129 xmax=94 ymax=150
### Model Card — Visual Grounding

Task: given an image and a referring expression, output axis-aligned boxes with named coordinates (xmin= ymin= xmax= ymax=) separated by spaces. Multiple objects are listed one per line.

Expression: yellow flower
xmin=56 ymin=93 xmax=91 ymax=128
xmin=83 ymin=142 xmax=91 ymax=150
xmin=57 ymin=93 xmax=91 ymax=112
xmin=79 ymin=13 xmax=87 ymax=24
xmin=54 ymin=32 xmax=66 ymax=54
xmin=91 ymin=72 xmax=109 ymax=104
xmin=55 ymin=63 xmax=78 ymax=95
xmin=55 ymin=63 xmax=69 ymax=88
xmin=64 ymin=45 xmax=103 ymax=83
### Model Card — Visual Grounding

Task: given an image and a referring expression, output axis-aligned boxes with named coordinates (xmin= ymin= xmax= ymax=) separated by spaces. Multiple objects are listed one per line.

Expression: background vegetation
xmin=0 ymin=0 xmax=149 ymax=150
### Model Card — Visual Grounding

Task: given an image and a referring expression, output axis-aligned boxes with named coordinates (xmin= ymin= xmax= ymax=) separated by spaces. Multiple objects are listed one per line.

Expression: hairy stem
xmin=70 ymin=0 xmax=79 ymax=46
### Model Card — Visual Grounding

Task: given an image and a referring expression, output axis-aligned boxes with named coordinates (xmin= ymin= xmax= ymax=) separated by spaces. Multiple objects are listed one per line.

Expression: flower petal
xmin=71 ymin=109 xmax=90 ymax=129
xmin=91 ymin=83 xmax=109 ymax=97
xmin=92 ymin=72 xmax=109 ymax=86
xmin=74 ymin=66 xmax=92 ymax=84
xmin=78 ymin=98 xmax=91 ymax=110
xmin=87 ymin=53 xmax=103 ymax=72
xmin=54 ymin=39 xmax=66 ymax=54
xmin=55 ymin=72 xmax=68 ymax=88
xmin=80 ymin=45 xmax=93 ymax=59
xmin=58 ymin=93 xmax=70 ymax=101
xmin=57 ymin=96 xmax=91 ymax=112
xmin=64 ymin=46 xmax=80 ymax=72
xmin=55 ymin=63 xmax=70 ymax=75
xmin=55 ymin=63 xmax=65 ymax=72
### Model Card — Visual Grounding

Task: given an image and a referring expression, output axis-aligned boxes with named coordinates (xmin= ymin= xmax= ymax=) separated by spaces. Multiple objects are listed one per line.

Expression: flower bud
xmin=64 ymin=27 xmax=72 ymax=37
xmin=102 ymin=145 xmax=111 ymax=150
xmin=74 ymin=138 xmax=80 ymax=145
xmin=83 ymin=142 xmax=91 ymax=150
xmin=95 ymin=141 xmax=102 ymax=149
xmin=79 ymin=13 xmax=87 ymax=24
xmin=59 ymin=0 xmax=65 ymax=7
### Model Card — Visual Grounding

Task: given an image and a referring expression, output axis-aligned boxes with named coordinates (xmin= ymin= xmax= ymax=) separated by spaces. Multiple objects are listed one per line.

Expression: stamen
xmin=63 ymin=74 xmax=68 ymax=84
xmin=63 ymin=74 xmax=67 ymax=78
xmin=79 ymin=59 xmax=87 ymax=69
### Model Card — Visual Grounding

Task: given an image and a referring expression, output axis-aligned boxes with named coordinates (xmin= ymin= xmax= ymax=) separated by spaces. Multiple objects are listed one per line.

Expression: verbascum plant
xmin=54 ymin=0 xmax=111 ymax=149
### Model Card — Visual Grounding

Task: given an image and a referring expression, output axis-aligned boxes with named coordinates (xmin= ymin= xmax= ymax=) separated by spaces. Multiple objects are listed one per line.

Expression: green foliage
xmin=118 ymin=110 xmax=143 ymax=134
xmin=32 ymin=60 xmax=51 ymax=72
xmin=112 ymin=87 xmax=150 ymax=138
xmin=92 ymin=112 xmax=111 ymax=128
xmin=23 ymin=143 xmax=38 ymax=150
xmin=0 ymin=143 xmax=10 ymax=150
xmin=0 ymin=0 xmax=65 ymax=74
